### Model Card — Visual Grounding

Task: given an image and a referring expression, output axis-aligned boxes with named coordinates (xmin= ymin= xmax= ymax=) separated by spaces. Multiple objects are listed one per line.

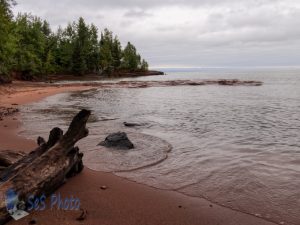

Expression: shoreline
xmin=0 ymin=82 xmax=276 ymax=225
xmin=46 ymin=70 xmax=165 ymax=82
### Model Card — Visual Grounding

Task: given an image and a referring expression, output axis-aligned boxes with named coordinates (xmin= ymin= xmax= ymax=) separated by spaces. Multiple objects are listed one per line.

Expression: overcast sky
xmin=13 ymin=0 xmax=300 ymax=68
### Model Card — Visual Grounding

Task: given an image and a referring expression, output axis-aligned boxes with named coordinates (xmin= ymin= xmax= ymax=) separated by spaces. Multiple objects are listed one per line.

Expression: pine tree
xmin=14 ymin=14 xmax=46 ymax=79
xmin=99 ymin=28 xmax=114 ymax=74
xmin=141 ymin=59 xmax=148 ymax=71
xmin=72 ymin=17 xmax=89 ymax=75
xmin=41 ymin=20 xmax=56 ymax=74
xmin=56 ymin=23 xmax=76 ymax=73
xmin=121 ymin=42 xmax=141 ymax=71
xmin=86 ymin=24 xmax=100 ymax=73
xmin=112 ymin=36 xmax=122 ymax=69
xmin=99 ymin=41 xmax=113 ymax=74
xmin=0 ymin=0 xmax=16 ymax=81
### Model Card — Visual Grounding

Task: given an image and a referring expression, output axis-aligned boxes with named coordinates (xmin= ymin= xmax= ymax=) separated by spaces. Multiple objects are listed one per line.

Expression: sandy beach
xmin=0 ymin=82 xmax=277 ymax=225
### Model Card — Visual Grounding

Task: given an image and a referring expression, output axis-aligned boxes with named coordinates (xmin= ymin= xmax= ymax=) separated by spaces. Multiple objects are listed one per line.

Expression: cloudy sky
xmin=13 ymin=0 xmax=300 ymax=68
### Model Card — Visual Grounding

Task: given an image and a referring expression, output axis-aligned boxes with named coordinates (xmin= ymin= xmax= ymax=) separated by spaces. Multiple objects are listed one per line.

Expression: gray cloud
xmin=37 ymin=0 xmax=281 ymax=9
xmin=12 ymin=0 xmax=300 ymax=67
xmin=123 ymin=9 xmax=152 ymax=18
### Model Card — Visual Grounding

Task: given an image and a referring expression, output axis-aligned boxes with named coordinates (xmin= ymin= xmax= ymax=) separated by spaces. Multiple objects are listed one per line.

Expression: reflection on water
xmin=20 ymin=68 xmax=300 ymax=225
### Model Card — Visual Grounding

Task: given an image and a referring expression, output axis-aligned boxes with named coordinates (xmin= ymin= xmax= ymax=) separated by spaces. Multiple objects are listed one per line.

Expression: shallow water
xmin=20 ymin=68 xmax=300 ymax=225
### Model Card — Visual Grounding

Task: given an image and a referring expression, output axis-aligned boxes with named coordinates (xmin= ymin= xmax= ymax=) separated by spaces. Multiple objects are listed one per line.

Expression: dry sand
xmin=0 ymin=82 xmax=276 ymax=225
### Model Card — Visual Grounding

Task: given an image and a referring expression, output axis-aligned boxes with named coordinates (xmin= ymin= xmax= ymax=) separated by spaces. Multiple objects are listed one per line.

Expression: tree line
xmin=0 ymin=0 xmax=149 ymax=83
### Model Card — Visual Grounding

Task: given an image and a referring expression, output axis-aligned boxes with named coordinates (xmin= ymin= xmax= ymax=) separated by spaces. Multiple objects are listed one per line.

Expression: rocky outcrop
xmin=109 ymin=70 xmax=164 ymax=78
xmin=86 ymin=79 xmax=262 ymax=89
xmin=143 ymin=70 xmax=164 ymax=75
xmin=98 ymin=132 xmax=134 ymax=149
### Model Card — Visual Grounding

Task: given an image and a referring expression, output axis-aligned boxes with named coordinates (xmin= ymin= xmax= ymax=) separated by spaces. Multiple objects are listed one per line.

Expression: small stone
xmin=28 ymin=219 xmax=37 ymax=224
xmin=100 ymin=186 xmax=107 ymax=190
xmin=123 ymin=122 xmax=143 ymax=127
xmin=76 ymin=208 xmax=87 ymax=221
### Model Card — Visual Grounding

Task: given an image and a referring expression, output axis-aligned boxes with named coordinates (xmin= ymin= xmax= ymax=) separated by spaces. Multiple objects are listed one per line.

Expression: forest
xmin=0 ymin=0 xmax=149 ymax=83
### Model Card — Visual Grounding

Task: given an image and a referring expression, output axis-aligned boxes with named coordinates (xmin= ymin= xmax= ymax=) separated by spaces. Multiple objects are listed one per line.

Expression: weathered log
xmin=0 ymin=109 xmax=91 ymax=224
xmin=0 ymin=151 xmax=25 ymax=174
xmin=0 ymin=151 xmax=25 ymax=168
xmin=0 ymin=127 xmax=63 ymax=182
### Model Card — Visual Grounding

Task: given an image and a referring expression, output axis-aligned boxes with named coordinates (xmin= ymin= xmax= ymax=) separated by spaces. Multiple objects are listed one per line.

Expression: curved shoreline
xmin=0 ymin=82 xmax=277 ymax=225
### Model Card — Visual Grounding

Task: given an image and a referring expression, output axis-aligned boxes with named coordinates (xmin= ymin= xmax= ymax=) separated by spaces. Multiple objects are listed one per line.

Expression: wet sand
xmin=0 ymin=82 xmax=276 ymax=225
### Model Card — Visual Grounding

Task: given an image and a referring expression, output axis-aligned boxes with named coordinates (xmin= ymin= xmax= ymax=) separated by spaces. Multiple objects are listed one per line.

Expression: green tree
xmin=55 ymin=23 xmax=76 ymax=73
xmin=121 ymin=42 xmax=142 ymax=71
xmin=99 ymin=41 xmax=113 ymax=74
xmin=112 ymin=36 xmax=122 ymax=69
xmin=86 ymin=24 xmax=100 ymax=73
xmin=141 ymin=59 xmax=148 ymax=71
xmin=72 ymin=17 xmax=90 ymax=75
xmin=40 ymin=20 xmax=57 ymax=74
xmin=14 ymin=14 xmax=46 ymax=79
xmin=99 ymin=28 xmax=113 ymax=74
xmin=0 ymin=0 xmax=16 ymax=81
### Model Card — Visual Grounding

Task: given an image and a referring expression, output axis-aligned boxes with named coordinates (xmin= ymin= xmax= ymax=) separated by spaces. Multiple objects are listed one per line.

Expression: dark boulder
xmin=98 ymin=132 xmax=134 ymax=149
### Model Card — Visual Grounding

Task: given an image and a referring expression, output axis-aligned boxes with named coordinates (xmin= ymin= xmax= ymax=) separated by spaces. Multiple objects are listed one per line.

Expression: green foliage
xmin=0 ymin=2 xmax=149 ymax=81
xmin=99 ymin=28 xmax=126 ymax=74
xmin=55 ymin=24 xmax=75 ymax=73
xmin=141 ymin=59 xmax=149 ymax=71
xmin=0 ymin=0 xmax=16 ymax=78
xmin=121 ymin=42 xmax=142 ymax=71
xmin=99 ymin=28 xmax=114 ymax=74
xmin=87 ymin=24 xmax=100 ymax=73
xmin=14 ymin=14 xmax=46 ymax=77
xmin=99 ymin=41 xmax=113 ymax=74
xmin=72 ymin=17 xmax=89 ymax=75
xmin=112 ymin=36 xmax=122 ymax=69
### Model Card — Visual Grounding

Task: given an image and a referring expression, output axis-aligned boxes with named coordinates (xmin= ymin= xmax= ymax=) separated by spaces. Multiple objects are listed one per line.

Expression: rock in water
xmin=123 ymin=122 xmax=143 ymax=127
xmin=98 ymin=132 xmax=134 ymax=149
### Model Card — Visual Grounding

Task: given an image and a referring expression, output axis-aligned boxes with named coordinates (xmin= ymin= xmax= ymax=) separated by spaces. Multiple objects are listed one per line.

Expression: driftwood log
xmin=0 ymin=151 xmax=25 ymax=172
xmin=0 ymin=109 xmax=91 ymax=224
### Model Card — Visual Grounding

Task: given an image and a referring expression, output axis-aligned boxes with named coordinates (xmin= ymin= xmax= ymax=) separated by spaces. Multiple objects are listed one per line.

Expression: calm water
xmin=20 ymin=68 xmax=300 ymax=225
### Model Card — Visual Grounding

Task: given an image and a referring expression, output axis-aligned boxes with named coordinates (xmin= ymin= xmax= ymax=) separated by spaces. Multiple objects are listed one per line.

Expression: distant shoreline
xmin=46 ymin=70 xmax=165 ymax=82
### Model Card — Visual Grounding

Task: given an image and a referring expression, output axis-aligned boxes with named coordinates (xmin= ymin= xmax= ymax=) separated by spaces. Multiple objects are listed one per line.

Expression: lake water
xmin=20 ymin=68 xmax=300 ymax=225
